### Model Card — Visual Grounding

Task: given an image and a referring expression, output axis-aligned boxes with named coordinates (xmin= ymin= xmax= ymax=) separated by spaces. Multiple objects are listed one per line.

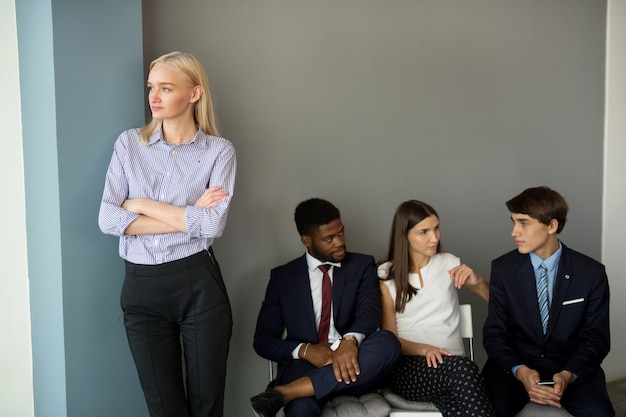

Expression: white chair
xmin=383 ymin=304 xmax=474 ymax=417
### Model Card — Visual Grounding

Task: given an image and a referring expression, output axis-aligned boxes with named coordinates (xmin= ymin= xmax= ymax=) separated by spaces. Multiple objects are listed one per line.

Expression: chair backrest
xmin=459 ymin=303 xmax=474 ymax=361
xmin=268 ymin=303 xmax=475 ymax=381
xmin=268 ymin=357 xmax=276 ymax=381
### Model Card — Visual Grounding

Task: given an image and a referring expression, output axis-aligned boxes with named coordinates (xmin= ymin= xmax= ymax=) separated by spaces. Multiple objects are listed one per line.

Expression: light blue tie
xmin=537 ymin=263 xmax=549 ymax=334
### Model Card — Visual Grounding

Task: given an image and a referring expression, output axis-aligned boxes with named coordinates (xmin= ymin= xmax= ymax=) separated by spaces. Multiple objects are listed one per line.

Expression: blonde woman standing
xmin=99 ymin=51 xmax=236 ymax=417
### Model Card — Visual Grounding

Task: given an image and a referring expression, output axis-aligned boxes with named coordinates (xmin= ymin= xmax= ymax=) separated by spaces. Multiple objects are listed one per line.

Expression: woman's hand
xmin=449 ymin=263 xmax=490 ymax=301
xmin=195 ymin=185 xmax=228 ymax=209
xmin=421 ymin=344 xmax=451 ymax=368
xmin=448 ymin=263 xmax=480 ymax=288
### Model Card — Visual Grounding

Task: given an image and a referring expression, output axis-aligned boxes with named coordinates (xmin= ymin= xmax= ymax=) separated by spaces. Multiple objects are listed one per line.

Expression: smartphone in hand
xmin=538 ymin=381 xmax=555 ymax=386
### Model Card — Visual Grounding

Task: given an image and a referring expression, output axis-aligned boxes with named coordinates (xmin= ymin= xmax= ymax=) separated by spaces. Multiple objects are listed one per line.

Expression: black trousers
xmin=482 ymin=358 xmax=615 ymax=417
xmin=122 ymin=249 xmax=233 ymax=417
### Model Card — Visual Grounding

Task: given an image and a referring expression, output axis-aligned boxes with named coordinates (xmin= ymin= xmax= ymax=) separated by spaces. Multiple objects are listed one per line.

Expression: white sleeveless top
xmin=379 ymin=253 xmax=464 ymax=356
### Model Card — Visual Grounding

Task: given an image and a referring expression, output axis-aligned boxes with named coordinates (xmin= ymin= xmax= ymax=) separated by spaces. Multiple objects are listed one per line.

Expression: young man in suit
xmin=250 ymin=198 xmax=401 ymax=417
xmin=482 ymin=186 xmax=614 ymax=417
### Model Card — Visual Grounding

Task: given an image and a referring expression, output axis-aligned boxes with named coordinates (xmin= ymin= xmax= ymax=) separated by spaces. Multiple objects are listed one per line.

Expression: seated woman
xmin=378 ymin=200 xmax=495 ymax=417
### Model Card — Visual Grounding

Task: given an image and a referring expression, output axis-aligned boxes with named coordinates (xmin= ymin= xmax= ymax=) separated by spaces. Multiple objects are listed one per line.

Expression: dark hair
xmin=506 ymin=186 xmax=568 ymax=233
xmin=294 ymin=198 xmax=341 ymax=236
xmin=383 ymin=200 xmax=442 ymax=313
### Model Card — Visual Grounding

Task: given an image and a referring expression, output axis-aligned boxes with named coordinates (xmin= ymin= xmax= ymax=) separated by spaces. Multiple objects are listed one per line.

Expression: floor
xmin=608 ymin=378 xmax=626 ymax=417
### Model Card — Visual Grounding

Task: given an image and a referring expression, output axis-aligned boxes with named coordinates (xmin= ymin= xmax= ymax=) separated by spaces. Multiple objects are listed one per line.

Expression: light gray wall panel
xmin=18 ymin=0 xmax=147 ymax=415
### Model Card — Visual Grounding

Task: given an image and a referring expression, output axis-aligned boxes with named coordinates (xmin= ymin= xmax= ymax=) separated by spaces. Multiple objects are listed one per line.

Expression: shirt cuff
xmin=292 ymin=343 xmax=304 ymax=359
xmin=344 ymin=332 xmax=365 ymax=346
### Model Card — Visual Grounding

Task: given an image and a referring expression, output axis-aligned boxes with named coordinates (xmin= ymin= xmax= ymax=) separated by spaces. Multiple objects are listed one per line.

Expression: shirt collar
xmin=305 ymin=251 xmax=341 ymax=272
xmin=148 ymin=127 xmax=206 ymax=147
xmin=530 ymin=240 xmax=562 ymax=273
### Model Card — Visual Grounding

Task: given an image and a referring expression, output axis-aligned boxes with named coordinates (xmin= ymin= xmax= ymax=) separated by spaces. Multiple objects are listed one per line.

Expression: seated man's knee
xmin=563 ymin=398 xmax=614 ymax=417
xmin=366 ymin=330 xmax=401 ymax=358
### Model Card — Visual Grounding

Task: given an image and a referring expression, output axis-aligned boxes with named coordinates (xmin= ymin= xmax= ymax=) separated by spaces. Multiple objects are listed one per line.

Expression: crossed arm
xmin=122 ymin=186 xmax=228 ymax=235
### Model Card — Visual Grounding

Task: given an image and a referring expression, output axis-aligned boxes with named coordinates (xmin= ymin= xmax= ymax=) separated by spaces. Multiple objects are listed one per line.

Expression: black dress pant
xmin=482 ymin=358 xmax=615 ymax=417
xmin=122 ymin=249 xmax=232 ymax=417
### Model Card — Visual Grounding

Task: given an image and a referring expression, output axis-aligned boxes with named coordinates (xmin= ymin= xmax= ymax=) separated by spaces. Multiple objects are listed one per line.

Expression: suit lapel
xmin=515 ymin=254 xmax=545 ymax=337
xmin=331 ymin=258 xmax=347 ymax=322
xmin=546 ymin=245 xmax=573 ymax=335
xmin=293 ymin=255 xmax=317 ymax=338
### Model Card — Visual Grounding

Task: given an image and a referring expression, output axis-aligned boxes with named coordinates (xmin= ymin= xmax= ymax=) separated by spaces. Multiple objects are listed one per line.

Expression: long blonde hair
xmin=139 ymin=51 xmax=220 ymax=144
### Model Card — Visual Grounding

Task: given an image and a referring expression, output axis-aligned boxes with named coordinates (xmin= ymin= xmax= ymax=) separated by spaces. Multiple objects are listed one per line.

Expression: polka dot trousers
xmin=391 ymin=355 xmax=496 ymax=417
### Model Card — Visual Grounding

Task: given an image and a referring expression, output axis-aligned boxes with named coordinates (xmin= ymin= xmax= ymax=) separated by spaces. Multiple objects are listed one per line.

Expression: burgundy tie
xmin=317 ymin=264 xmax=332 ymax=344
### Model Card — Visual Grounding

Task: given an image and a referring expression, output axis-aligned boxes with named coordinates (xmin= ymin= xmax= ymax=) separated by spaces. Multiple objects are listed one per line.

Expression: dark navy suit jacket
xmin=253 ymin=252 xmax=381 ymax=380
xmin=483 ymin=243 xmax=610 ymax=382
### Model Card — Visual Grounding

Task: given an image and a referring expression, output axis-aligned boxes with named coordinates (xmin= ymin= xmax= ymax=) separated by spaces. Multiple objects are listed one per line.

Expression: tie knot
xmin=540 ymin=263 xmax=548 ymax=274
xmin=319 ymin=264 xmax=331 ymax=273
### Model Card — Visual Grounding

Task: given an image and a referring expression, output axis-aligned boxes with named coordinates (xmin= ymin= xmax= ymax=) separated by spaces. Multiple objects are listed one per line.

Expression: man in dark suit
xmin=483 ymin=186 xmax=614 ymax=417
xmin=250 ymin=198 xmax=400 ymax=417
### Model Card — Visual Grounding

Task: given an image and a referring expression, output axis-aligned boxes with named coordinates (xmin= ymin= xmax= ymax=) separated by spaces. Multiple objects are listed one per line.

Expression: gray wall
xmin=142 ymin=1 xmax=607 ymax=416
